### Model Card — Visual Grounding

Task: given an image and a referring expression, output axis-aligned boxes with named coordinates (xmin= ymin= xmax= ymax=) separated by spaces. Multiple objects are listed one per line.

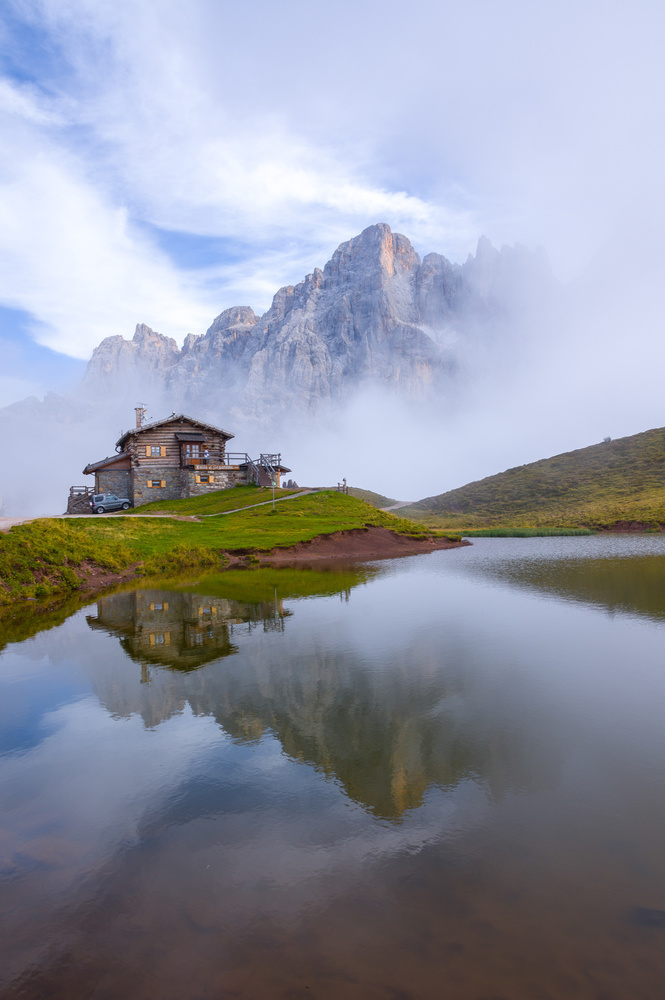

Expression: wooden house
xmin=76 ymin=409 xmax=289 ymax=510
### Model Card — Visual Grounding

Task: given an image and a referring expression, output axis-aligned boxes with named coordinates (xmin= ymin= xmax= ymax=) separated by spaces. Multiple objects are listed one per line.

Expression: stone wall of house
xmin=97 ymin=469 xmax=132 ymax=499
xmin=183 ymin=467 xmax=250 ymax=497
xmin=94 ymin=463 xmax=258 ymax=508
xmin=132 ymin=467 xmax=183 ymax=507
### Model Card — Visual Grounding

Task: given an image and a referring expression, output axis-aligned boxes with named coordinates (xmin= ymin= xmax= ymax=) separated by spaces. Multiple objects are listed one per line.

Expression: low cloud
xmin=2 ymin=0 xmax=665 ymax=510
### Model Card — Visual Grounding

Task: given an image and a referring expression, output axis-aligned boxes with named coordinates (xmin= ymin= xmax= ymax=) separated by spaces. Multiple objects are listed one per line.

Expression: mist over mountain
xmin=0 ymin=224 xmax=554 ymax=515
xmin=82 ymin=223 xmax=554 ymax=421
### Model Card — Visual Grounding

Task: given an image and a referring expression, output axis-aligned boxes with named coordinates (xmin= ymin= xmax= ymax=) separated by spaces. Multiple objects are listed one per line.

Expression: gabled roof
xmin=83 ymin=454 xmax=131 ymax=475
xmin=116 ymin=413 xmax=234 ymax=450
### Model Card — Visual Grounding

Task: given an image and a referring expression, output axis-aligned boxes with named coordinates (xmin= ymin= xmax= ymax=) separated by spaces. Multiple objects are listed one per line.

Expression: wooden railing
xmin=180 ymin=453 xmax=284 ymax=486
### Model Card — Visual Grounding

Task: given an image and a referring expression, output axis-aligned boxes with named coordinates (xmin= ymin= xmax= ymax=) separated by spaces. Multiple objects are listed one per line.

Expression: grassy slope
xmin=401 ymin=427 xmax=665 ymax=529
xmin=346 ymin=487 xmax=397 ymax=508
xmin=0 ymin=490 xmax=434 ymax=603
xmin=130 ymin=484 xmax=301 ymax=515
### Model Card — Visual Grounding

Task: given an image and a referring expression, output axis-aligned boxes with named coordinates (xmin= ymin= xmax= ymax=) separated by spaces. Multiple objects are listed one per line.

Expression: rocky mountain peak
xmin=324 ymin=223 xmax=421 ymax=283
xmin=205 ymin=306 xmax=258 ymax=337
xmin=474 ymin=235 xmax=498 ymax=262
xmin=131 ymin=324 xmax=179 ymax=364
xmin=182 ymin=333 xmax=201 ymax=354
xmin=79 ymin=223 xmax=554 ymax=420
xmin=84 ymin=322 xmax=180 ymax=387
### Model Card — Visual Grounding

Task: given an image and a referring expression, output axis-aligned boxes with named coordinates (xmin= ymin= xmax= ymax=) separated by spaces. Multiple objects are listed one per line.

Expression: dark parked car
xmin=90 ymin=493 xmax=132 ymax=514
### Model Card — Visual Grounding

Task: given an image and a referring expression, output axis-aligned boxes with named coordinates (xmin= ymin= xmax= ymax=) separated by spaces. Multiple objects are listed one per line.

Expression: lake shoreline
xmin=0 ymin=526 xmax=470 ymax=615
xmin=76 ymin=527 xmax=470 ymax=595
xmin=260 ymin=525 xmax=470 ymax=563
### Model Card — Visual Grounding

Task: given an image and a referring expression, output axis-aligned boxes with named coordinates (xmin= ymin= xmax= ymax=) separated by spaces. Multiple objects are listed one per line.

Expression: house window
xmin=149 ymin=633 xmax=170 ymax=646
xmin=185 ymin=444 xmax=200 ymax=458
xmin=195 ymin=474 xmax=214 ymax=484
xmin=148 ymin=480 xmax=166 ymax=488
xmin=150 ymin=446 xmax=161 ymax=456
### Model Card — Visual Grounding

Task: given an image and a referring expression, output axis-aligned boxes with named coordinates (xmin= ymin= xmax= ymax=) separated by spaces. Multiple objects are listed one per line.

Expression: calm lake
xmin=2 ymin=536 xmax=665 ymax=999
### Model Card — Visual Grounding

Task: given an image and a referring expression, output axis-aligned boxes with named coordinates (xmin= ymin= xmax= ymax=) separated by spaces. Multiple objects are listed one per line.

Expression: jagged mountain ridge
xmin=0 ymin=223 xmax=553 ymax=515
xmin=84 ymin=223 xmax=554 ymax=419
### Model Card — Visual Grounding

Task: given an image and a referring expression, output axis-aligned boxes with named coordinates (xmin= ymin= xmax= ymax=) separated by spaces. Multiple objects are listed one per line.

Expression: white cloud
xmin=0 ymin=0 xmax=485 ymax=356
xmin=1 ymin=0 xmax=665 ymax=375
xmin=0 ymin=76 xmax=63 ymax=124
xmin=0 ymin=89 xmax=219 ymax=355
xmin=0 ymin=374 xmax=42 ymax=407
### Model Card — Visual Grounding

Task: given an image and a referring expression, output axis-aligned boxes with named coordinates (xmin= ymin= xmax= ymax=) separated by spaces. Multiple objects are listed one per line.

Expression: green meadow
xmin=0 ymin=490 xmax=433 ymax=604
xmin=129 ymin=484 xmax=301 ymax=515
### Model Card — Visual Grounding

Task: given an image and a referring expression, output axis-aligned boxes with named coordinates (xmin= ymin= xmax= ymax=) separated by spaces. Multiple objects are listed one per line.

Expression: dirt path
xmin=0 ymin=517 xmax=38 ymax=532
xmin=201 ymin=489 xmax=317 ymax=516
xmin=0 ymin=490 xmax=321 ymax=533
xmin=0 ymin=513 xmax=194 ymax=531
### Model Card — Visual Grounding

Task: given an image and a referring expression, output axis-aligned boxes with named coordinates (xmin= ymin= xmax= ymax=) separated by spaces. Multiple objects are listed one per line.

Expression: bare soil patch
xmin=75 ymin=560 xmax=141 ymax=595
xmin=261 ymin=526 xmax=470 ymax=563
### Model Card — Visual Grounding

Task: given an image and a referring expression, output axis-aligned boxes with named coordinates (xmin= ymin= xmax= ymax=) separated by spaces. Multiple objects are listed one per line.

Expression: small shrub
xmin=59 ymin=567 xmax=81 ymax=590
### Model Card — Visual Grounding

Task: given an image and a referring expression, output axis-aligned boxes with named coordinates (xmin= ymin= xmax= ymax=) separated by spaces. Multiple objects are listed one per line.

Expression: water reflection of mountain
xmin=86 ymin=576 xmax=557 ymax=819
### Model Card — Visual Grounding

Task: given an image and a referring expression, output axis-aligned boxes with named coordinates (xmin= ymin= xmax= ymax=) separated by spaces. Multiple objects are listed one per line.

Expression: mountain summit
xmin=84 ymin=224 xmax=553 ymax=421
xmin=0 ymin=224 xmax=554 ymax=515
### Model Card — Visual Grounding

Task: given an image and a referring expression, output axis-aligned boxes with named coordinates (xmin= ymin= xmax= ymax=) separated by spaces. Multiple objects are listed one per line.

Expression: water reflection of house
xmin=87 ymin=589 xmax=289 ymax=672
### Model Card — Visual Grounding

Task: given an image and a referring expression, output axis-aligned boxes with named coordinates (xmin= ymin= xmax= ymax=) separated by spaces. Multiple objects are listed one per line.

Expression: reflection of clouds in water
xmin=3 ymin=553 xmax=665 ymax=996
xmin=0 ymin=681 xmax=491 ymax=986
xmin=229 ymin=783 xmax=485 ymax=890
xmin=0 ymin=700 xmax=220 ymax=877
xmin=135 ymin=779 xmax=491 ymax=932
xmin=0 ymin=697 xmax=222 ymax=986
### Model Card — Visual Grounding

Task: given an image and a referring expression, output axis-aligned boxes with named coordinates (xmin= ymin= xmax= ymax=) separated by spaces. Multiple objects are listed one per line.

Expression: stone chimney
xmin=135 ymin=405 xmax=146 ymax=428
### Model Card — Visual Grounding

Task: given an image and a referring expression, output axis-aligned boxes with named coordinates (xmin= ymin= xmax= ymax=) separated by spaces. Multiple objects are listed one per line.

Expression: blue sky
xmin=1 ymin=0 xmax=664 ymax=408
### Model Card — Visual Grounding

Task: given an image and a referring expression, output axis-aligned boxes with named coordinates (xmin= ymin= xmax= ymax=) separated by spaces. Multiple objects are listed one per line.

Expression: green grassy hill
xmin=0 ymin=489 xmax=436 ymax=604
xmin=133 ymin=485 xmax=398 ymax=514
xmin=346 ymin=487 xmax=397 ymax=508
xmin=400 ymin=427 xmax=665 ymax=529
xmin=130 ymin=484 xmax=301 ymax=515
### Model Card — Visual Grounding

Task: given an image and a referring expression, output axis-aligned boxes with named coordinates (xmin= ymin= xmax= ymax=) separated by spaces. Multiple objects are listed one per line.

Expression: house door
xmin=182 ymin=443 xmax=201 ymax=466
